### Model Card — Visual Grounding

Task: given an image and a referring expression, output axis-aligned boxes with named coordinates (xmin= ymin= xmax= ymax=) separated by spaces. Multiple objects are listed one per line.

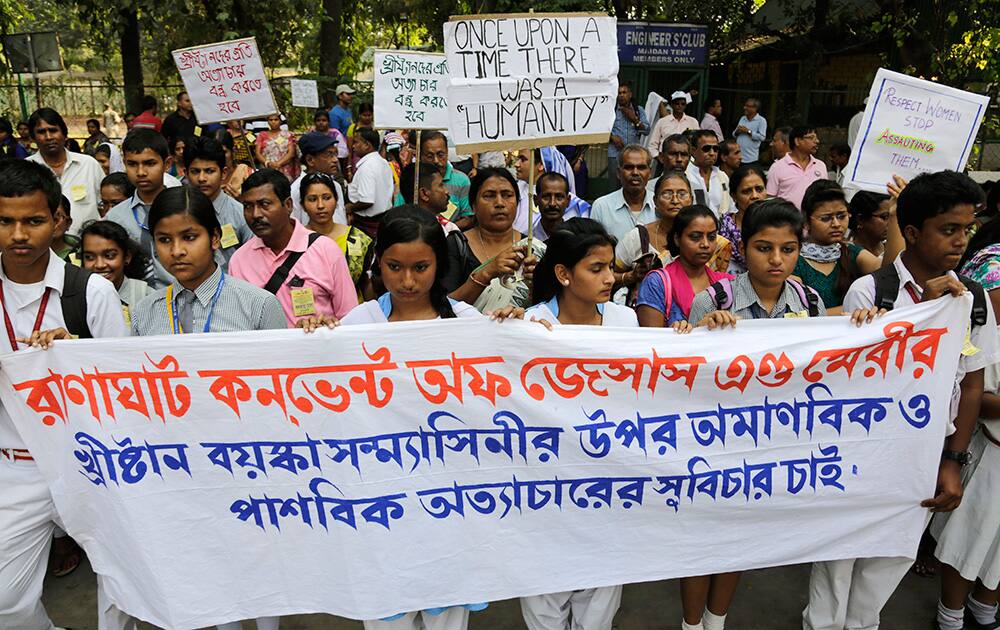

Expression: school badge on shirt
xmin=220 ymin=224 xmax=239 ymax=248
xmin=291 ymin=287 xmax=317 ymax=316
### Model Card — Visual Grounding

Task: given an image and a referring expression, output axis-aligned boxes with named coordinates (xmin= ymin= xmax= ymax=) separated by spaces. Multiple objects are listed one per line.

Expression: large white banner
xmin=846 ymin=68 xmax=990 ymax=192
xmin=374 ymin=50 xmax=449 ymax=130
xmin=443 ymin=13 xmax=618 ymax=152
xmin=172 ymin=37 xmax=278 ymax=125
xmin=0 ymin=299 xmax=969 ymax=628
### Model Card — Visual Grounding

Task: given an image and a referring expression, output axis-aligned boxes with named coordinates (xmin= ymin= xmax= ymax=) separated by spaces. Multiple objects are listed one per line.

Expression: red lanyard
xmin=0 ymin=283 xmax=51 ymax=352
xmin=903 ymin=283 xmax=921 ymax=304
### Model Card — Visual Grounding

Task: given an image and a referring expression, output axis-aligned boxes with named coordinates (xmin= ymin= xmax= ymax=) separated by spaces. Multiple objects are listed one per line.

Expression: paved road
xmin=44 ymin=558 xmax=940 ymax=629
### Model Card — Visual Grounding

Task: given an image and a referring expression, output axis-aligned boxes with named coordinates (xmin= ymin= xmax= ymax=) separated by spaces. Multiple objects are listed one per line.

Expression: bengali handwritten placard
xmin=443 ymin=13 xmax=618 ymax=152
xmin=374 ymin=50 xmax=449 ymax=130
xmin=172 ymin=37 xmax=277 ymax=125
xmin=290 ymin=78 xmax=319 ymax=109
xmin=846 ymin=68 xmax=990 ymax=192
xmin=0 ymin=298 xmax=969 ymax=628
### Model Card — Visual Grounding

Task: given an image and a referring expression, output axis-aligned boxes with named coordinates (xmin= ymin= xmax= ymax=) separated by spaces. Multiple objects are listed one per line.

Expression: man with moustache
xmin=228 ymin=168 xmax=356 ymax=326
xmin=26 ymin=108 xmax=104 ymax=233
xmin=590 ymin=144 xmax=656 ymax=240
xmin=531 ymin=172 xmax=587 ymax=242
xmin=290 ymin=131 xmax=347 ymax=225
xmin=647 ymin=134 xmax=693 ymax=196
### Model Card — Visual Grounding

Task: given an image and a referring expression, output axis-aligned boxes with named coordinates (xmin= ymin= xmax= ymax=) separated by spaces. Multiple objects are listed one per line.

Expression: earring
xmin=561 ymin=280 xmax=569 ymax=286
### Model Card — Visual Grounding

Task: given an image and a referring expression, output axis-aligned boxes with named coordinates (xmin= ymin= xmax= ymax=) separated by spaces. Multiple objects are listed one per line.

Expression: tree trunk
xmin=319 ymin=0 xmax=343 ymax=89
xmin=793 ymin=0 xmax=830 ymax=123
xmin=119 ymin=7 xmax=143 ymax=115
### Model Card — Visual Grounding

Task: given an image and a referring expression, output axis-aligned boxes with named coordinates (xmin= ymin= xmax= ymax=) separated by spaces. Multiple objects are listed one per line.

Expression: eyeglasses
xmin=815 ymin=212 xmax=849 ymax=224
xmin=801 ymin=134 xmax=819 ymax=141
xmin=699 ymin=144 xmax=719 ymax=152
xmin=658 ymin=190 xmax=692 ymax=201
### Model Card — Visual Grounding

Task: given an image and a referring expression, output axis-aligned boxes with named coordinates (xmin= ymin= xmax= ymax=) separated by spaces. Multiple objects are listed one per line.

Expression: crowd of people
xmin=0 ymin=78 xmax=999 ymax=630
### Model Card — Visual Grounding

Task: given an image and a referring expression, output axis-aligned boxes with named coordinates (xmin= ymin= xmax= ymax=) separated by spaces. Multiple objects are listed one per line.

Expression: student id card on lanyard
xmin=0 ymin=283 xmax=51 ymax=352
xmin=165 ymin=273 xmax=225 ymax=334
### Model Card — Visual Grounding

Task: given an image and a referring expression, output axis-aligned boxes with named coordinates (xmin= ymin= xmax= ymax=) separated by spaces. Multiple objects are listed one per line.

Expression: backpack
xmin=871 ymin=265 xmax=987 ymax=327
xmin=706 ymin=276 xmax=821 ymax=317
xmin=648 ymin=267 xmax=674 ymax=325
xmin=60 ymin=264 xmax=93 ymax=338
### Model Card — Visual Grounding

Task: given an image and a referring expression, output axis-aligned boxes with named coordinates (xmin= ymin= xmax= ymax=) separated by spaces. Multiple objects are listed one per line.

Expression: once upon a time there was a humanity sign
xmin=444 ymin=13 xmax=618 ymax=153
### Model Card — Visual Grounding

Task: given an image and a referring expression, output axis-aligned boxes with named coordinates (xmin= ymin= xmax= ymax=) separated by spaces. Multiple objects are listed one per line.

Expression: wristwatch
xmin=941 ymin=449 xmax=972 ymax=466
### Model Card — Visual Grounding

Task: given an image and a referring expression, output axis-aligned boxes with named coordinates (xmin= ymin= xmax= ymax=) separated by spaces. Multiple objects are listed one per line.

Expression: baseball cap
xmin=336 ymin=84 xmax=356 ymax=96
xmin=298 ymin=131 xmax=337 ymax=156
xmin=670 ymin=91 xmax=688 ymax=102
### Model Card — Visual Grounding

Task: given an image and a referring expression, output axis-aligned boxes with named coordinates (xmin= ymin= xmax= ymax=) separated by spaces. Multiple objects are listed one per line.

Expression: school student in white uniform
xmin=333 ymin=206 xmax=522 ymax=629
xmin=521 ymin=217 xmax=631 ymax=630
xmin=803 ymin=171 xmax=1000 ymax=630
xmin=123 ymin=185 xmax=287 ymax=630
xmin=931 ymin=219 xmax=1000 ymax=630
xmin=0 ymin=159 xmax=128 ymax=629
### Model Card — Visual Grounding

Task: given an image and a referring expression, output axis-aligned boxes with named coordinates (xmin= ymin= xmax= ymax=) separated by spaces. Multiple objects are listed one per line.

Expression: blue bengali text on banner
xmin=0 ymin=297 xmax=970 ymax=628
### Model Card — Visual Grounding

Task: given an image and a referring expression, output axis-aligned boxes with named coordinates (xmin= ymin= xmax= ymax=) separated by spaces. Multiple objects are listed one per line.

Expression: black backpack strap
xmin=60 ymin=264 xmax=93 ymax=339
xmin=958 ymin=275 xmax=988 ymax=327
xmin=708 ymin=279 xmax=732 ymax=311
xmin=262 ymin=232 xmax=322 ymax=294
xmin=871 ymin=265 xmax=900 ymax=312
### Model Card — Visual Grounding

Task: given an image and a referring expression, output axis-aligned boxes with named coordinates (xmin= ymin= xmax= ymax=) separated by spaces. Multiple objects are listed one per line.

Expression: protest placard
xmin=374 ymin=50 xmax=449 ymax=130
xmin=845 ymin=68 xmax=990 ymax=192
xmin=290 ymin=78 xmax=319 ymax=109
xmin=172 ymin=37 xmax=277 ymax=125
xmin=0 ymin=298 xmax=968 ymax=627
xmin=443 ymin=13 xmax=619 ymax=152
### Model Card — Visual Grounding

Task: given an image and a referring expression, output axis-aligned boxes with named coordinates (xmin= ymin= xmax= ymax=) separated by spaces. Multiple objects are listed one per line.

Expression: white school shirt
xmin=685 ymin=163 xmax=731 ymax=217
xmin=348 ymin=152 xmax=395 ymax=218
xmin=28 ymin=150 xmax=105 ymax=235
xmin=118 ymin=277 xmax=154 ymax=307
xmin=843 ymin=255 xmax=1000 ymax=433
xmin=524 ymin=297 xmax=639 ymax=328
xmin=163 ymin=172 xmax=183 ymax=188
xmin=0 ymin=254 xmax=128 ymax=449
xmin=290 ymin=171 xmax=347 ymax=226
xmin=341 ymin=294 xmax=481 ymax=325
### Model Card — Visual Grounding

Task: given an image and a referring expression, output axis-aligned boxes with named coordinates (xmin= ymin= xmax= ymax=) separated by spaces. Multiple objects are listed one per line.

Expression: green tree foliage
xmin=873 ymin=0 xmax=998 ymax=132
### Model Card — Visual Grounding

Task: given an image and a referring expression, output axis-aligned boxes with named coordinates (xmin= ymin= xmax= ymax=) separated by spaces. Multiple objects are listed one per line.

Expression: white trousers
xmin=97 ymin=577 xmax=137 ymax=630
xmin=0 ymin=456 xmax=61 ymax=630
xmin=520 ymin=586 xmax=623 ymax=630
xmin=802 ymin=557 xmax=912 ymax=630
xmin=217 ymin=618 xmax=280 ymax=630
xmin=363 ymin=607 xmax=470 ymax=630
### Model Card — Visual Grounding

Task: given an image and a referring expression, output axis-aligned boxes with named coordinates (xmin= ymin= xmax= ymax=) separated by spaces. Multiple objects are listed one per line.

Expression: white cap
xmin=670 ymin=91 xmax=688 ymax=102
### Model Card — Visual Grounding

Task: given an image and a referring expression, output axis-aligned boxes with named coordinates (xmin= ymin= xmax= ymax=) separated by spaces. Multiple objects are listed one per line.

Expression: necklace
xmin=476 ymin=227 xmax=516 ymax=253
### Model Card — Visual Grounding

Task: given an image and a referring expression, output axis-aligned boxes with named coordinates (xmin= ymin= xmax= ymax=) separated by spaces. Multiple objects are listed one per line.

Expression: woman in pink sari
xmin=254 ymin=113 xmax=299 ymax=181
xmin=636 ymin=204 xmax=732 ymax=327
